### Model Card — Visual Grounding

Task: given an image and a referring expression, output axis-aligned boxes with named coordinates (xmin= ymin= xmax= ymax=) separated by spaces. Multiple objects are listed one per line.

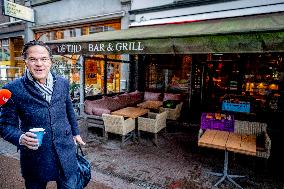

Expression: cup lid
xmin=29 ymin=128 xmax=45 ymax=132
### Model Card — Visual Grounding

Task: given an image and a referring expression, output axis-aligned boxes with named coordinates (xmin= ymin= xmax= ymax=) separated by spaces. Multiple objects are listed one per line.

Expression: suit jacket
xmin=0 ymin=73 xmax=80 ymax=182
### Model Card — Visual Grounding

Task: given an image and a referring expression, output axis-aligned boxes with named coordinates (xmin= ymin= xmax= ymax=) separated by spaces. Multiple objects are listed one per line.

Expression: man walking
xmin=0 ymin=40 xmax=85 ymax=189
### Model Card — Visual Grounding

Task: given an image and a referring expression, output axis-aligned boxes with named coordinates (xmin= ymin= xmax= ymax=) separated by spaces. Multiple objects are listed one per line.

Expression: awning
xmin=46 ymin=12 xmax=284 ymax=55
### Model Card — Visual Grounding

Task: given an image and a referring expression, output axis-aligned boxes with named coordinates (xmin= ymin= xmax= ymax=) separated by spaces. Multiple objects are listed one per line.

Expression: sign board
xmin=3 ymin=0 xmax=34 ymax=22
xmin=48 ymin=41 xmax=146 ymax=55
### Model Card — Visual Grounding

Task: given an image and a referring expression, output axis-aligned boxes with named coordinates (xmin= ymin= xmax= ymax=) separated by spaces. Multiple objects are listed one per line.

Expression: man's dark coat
xmin=0 ymin=74 xmax=80 ymax=182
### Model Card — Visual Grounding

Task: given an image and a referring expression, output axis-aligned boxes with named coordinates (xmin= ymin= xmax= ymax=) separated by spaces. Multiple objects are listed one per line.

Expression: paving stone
xmin=1 ymin=123 xmax=284 ymax=189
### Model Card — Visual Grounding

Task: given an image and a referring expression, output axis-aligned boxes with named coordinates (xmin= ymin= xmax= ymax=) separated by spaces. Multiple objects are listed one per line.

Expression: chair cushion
xmin=163 ymin=100 xmax=179 ymax=109
xmin=84 ymin=100 xmax=95 ymax=115
xmin=129 ymin=90 xmax=143 ymax=105
xmin=163 ymin=93 xmax=182 ymax=102
xmin=144 ymin=91 xmax=162 ymax=101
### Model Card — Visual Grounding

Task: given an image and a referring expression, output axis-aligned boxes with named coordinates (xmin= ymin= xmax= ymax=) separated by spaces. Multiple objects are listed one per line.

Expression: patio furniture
xmin=111 ymin=107 xmax=149 ymax=119
xmin=234 ymin=120 xmax=271 ymax=159
xmin=137 ymin=100 xmax=163 ymax=111
xmin=159 ymin=102 xmax=183 ymax=121
xmin=199 ymin=120 xmax=271 ymax=159
xmin=137 ymin=111 xmax=168 ymax=146
xmin=102 ymin=113 xmax=135 ymax=147
xmin=84 ymin=91 xmax=143 ymax=116
xmin=84 ymin=114 xmax=105 ymax=139
xmin=198 ymin=129 xmax=256 ymax=189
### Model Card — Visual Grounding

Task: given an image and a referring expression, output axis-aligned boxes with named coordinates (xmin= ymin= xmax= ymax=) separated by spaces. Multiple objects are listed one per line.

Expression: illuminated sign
xmin=3 ymin=0 xmax=34 ymax=22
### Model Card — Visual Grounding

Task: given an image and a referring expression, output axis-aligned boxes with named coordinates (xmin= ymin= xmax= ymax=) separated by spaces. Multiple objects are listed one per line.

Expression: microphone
xmin=0 ymin=89 xmax=12 ymax=106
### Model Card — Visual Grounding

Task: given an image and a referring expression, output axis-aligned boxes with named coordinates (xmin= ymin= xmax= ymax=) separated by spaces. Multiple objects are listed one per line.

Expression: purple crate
xmin=201 ymin=113 xmax=234 ymax=132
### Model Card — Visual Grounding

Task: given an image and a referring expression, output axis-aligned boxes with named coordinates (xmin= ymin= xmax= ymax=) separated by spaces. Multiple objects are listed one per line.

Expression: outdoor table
xmin=198 ymin=129 xmax=256 ymax=189
xmin=111 ymin=107 xmax=149 ymax=119
xmin=112 ymin=107 xmax=149 ymax=140
xmin=136 ymin=100 xmax=163 ymax=111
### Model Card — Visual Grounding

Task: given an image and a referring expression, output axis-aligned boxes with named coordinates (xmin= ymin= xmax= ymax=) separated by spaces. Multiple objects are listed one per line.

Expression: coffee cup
xmin=29 ymin=128 xmax=45 ymax=146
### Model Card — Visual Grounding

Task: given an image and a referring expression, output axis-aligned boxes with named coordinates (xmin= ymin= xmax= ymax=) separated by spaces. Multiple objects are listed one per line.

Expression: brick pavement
xmin=0 ymin=138 xmax=139 ymax=189
xmin=1 ymin=123 xmax=284 ymax=189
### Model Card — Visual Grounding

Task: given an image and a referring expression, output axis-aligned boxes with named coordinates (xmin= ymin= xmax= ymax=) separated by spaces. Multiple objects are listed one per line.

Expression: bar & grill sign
xmin=54 ymin=41 xmax=144 ymax=55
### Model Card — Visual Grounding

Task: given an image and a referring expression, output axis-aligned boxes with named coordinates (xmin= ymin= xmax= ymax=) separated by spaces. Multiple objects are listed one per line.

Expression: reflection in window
xmin=81 ymin=27 xmax=89 ymax=35
xmin=89 ymin=26 xmax=104 ymax=34
xmin=145 ymin=55 xmax=191 ymax=93
xmin=0 ymin=39 xmax=10 ymax=62
xmin=49 ymin=32 xmax=55 ymax=40
xmin=35 ymin=22 xmax=120 ymax=41
xmin=55 ymin=31 xmax=64 ymax=39
xmin=84 ymin=56 xmax=129 ymax=96
xmin=70 ymin=29 xmax=76 ymax=37
xmin=106 ymin=62 xmax=121 ymax=94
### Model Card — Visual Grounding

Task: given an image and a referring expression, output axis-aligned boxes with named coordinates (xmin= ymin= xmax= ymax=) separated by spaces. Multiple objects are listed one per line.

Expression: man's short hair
xmin=22 ymin=40 xmax=52 ymax=59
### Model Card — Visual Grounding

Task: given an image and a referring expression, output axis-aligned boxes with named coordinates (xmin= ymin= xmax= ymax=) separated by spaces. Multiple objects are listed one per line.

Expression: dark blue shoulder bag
xmin=76 ymin=145 xmax=91 ymax=188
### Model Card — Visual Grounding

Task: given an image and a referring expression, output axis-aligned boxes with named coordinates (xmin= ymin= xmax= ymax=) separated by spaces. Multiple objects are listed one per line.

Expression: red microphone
xmin=0 ymin=89 xmax=12 ymax=106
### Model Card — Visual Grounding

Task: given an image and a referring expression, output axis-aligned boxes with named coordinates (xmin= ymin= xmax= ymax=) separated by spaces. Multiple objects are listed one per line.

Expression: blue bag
xmin=76 ymin=145 xmax=91 ymax=188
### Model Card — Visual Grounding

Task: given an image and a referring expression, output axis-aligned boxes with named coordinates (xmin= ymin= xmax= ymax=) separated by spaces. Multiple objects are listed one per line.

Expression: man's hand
xmin=73 ymin=135 xmax=86 ymax=145
xmin=19 ymin=132 xmax=39 ymax=150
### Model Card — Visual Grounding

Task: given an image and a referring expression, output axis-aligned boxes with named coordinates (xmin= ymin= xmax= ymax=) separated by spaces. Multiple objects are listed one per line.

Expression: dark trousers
xmin=24 ymin=172 xmax=79 ymax=189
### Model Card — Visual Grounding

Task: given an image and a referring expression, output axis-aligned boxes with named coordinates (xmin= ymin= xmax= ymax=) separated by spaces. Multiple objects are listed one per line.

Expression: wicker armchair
xmin=137 ymin=111 xmax=168 ymax=146
xmin=159 ymin=102 xmax=183 ymax=121
xmin=234 ymin=120 xmax=271 ymax=159
xmin=102 ymin=113 xmax=135 ymax=147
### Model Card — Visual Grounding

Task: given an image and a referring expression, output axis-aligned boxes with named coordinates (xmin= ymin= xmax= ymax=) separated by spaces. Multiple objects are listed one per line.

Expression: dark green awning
xmin=46 ymin=12 xmax=284 ymax=55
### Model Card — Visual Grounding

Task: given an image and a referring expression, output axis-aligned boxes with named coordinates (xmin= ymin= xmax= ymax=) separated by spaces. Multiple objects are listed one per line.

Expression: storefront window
xmin=51 ymin=55 xmax=81 ymax=114
xmin=49 ymin=31 xmax=55 ymax=40
xmin=84 ymin=55 xmax=129 ymax=97
xmin=192 ymin=53 xmax=283 ymax=114
xmin=55 ymin=31 xmax=64 ymax=39
xmin=145 ymin=54 xmax=191 ymax=93
xmin=81 ymin=27 xmax=89 ymax=35
xmin=89 ymin=26 xmax=104 ymax=34
xmin=85 ymin=57 xmax=102 ymax=96
xmin=35 ymin=20 xmax=120 ymax=41
xmin=106 ymin=62 xmax=121 ymax=93
xmin=0 ymin=39 xmax=10 ymax=65
xmin=69 ymin=28 xmax=79 ymax=37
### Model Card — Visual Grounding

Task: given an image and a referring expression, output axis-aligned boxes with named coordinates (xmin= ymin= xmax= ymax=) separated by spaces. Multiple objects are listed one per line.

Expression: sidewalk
xmin=0 ymin=137 xmax=139 ymax=189
xmin=0 ymin=154 xmax=111 ymax=189
xmin=1 ymin=123 xmax=284 ymax=189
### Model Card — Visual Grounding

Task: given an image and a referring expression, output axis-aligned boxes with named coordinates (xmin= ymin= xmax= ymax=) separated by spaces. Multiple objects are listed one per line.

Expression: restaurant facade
xmin=10 ymin=0 xmax=279 ymax=121
xmin=2 ymin=0 xmax=284 ymax=174
xmin=0 ymin=0 xmax=281 ymax=119
xmin=46 ymin=8 xmax=284 ymax=173
xmin=47 ymin=12 xmax=284 ymax=123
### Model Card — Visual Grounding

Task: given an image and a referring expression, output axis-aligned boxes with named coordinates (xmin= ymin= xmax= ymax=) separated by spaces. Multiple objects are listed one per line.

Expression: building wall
xmin=32 ymin=0 xmax=125 ymax=26
xmin=26 ymin=0 xmax=130 ymax=41
xmin=130 ymin=0 xmax=284 ymax=26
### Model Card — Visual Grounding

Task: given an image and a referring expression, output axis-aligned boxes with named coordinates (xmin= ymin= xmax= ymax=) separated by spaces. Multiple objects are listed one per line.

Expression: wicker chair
xmin=159 ymin=102 xmax=183 ymax=121
xmin=234 ymin=120 xmax=271 ymax=159
xmin=102 ymin=113 xmax=135 ymax=147
xmin=137 ymin=111 xmax=168 ymax=146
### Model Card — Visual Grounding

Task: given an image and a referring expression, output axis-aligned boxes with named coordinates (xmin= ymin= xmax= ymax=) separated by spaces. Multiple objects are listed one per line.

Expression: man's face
xmin=25 ymin=45 xmax=52 ymax=84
